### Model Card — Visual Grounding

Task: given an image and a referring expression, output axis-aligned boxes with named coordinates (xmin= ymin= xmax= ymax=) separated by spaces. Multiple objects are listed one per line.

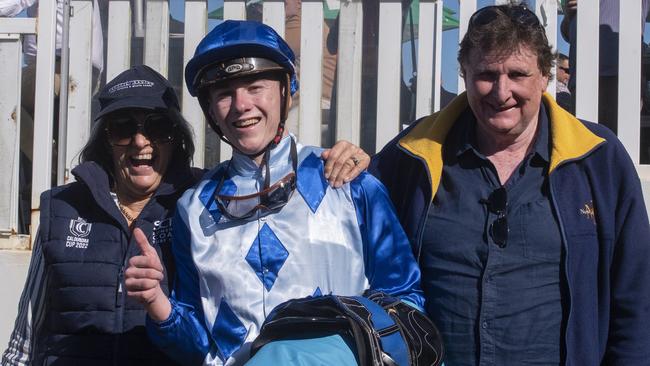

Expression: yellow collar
xmin=398 ymin=92 xmax=605 ymax=198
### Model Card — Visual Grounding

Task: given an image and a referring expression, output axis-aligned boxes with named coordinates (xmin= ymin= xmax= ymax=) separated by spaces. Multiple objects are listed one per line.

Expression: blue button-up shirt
xmin=421 ymin=105 xmax=564 ymax=365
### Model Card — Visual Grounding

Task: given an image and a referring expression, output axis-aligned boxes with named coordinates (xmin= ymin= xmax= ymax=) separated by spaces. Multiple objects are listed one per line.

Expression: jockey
xmin=125 ymin=20 xmax=427 ymax=365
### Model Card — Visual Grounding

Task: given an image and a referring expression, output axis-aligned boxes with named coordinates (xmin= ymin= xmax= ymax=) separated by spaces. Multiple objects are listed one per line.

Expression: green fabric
xmin=406 ymin=0 xmax=459 ymax=30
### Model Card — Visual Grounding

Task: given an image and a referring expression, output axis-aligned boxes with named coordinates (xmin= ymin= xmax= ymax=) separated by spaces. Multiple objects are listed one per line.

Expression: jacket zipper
xmin=113 ymin=226 xmax=132 ymax=366
xmin=547 ymin=173 xmax=571 ymax=362
xmin=396 ymin=144 xmax=434 ymax=264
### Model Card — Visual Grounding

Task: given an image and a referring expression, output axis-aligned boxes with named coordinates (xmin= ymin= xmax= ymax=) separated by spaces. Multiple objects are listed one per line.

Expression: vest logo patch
xmin=66 ymin=217 xmax=92 ymax=248
xmin=152 ymin=218 xmax=172 ymax=246
xmin=580 ymin=201 xmax=596 ymax=224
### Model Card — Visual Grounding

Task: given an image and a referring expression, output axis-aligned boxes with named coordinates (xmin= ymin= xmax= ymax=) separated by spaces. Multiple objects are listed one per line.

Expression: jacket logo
xmin=580 ymin=201 xmax=596 ymax=224
xmin=152 ymin=218 xmax=172 ymax=246
xmin=66 ymin=217 xmax=91 ymax=249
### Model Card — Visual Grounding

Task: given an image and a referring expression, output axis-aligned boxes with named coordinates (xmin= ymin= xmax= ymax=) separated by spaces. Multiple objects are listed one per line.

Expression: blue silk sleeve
xmin=350 ymin=172 xmax=425 ymax=309
xmin=146 ymin=201 xmax=214 ymax=365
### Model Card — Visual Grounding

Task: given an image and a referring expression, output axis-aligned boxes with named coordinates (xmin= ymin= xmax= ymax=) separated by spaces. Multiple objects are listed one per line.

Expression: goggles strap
xmin=261 ymin=136 xmax=298 ymax=191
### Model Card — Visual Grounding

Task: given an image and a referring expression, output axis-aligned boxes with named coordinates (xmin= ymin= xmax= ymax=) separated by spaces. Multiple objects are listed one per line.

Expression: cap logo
xmin=225 ymin=63 xmax=245 ymax=74
xmin=108 ymin=79 xmax=155 ymax=94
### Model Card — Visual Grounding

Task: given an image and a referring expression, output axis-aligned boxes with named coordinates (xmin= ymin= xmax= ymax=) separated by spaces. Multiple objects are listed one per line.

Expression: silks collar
xmin=398 ymin=92 xmax=606 ymax=198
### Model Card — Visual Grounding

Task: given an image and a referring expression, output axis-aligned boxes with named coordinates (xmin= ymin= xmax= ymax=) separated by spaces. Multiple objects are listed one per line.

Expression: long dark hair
xmin=79 ymin=107 xmax=195 ymax=179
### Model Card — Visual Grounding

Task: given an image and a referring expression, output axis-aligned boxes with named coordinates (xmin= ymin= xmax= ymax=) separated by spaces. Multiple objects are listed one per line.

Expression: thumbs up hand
xmin=125 ymin=227 xmax=172 ymax=322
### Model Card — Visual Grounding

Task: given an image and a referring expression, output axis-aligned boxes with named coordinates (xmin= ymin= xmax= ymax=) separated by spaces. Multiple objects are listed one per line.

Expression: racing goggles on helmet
xmin=214 ymin=138 xmax=298 ymax=221
xmin=195 ymin=57 xmax=287 ymax=92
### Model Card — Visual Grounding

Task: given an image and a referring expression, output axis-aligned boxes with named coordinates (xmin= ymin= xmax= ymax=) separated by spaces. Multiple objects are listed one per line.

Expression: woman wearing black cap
xmin=1 ymin=65 xmax=197 ymax=366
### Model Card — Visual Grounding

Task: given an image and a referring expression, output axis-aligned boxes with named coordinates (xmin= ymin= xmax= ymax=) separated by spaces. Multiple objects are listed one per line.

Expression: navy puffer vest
xmin=32 ymin=162 xmax=198 ymax=366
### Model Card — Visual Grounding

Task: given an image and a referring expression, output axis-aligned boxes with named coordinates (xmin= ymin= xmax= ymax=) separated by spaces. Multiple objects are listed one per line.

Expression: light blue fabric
xmin=246 ymin=334 xmax=358 ymax=366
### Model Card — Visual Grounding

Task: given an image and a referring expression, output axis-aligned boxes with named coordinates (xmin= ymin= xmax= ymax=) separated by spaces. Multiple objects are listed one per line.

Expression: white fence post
xmin=416 ymin=0 xmax=442 ymax=117
xmin=220 ymin=0 xmax=247 ymax=162
xmin=536 ymin=0 xmax=557 ymax=95
xmin=31 ymin=0 xmax=59 ymax=244
xmin=335 ymin=0 xmax=363 ymax=146
xmin=617 ymin=0 xmax=642 ymax=166
xmin=574 ymin=1 xmax=599 ymax=122
xmin=0 ymin=34 xmax=23 ymax=241
xmin=298 ymin=0 xmax=325 ymax=146
xmin=224 ymin=0 xmax=246 ymax=21
xmin=65 ymin=0 xmax=95 ymax=182
xmin=106 ymin=0 xmax=132 ymax=81
xmin=263 ymin=0 xmax=286 ymax=37
xmin=375 ymin=0 xmax=403 ymax=150
xmin=144 ymin=0 xmax=170 ymax=76
xmin=456 ymin=0 xmax=476 ymax=94
xmin=183 ymin=0 xmax=207 ymax=168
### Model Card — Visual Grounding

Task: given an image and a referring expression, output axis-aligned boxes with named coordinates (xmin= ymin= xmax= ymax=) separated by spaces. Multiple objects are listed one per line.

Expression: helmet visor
xmin=195 ymin=57 xmax=286 ymax=92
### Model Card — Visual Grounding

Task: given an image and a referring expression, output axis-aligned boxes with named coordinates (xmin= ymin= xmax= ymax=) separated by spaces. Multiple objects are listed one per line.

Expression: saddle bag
xmin=250 ymin=290 xmax=444 ymax=366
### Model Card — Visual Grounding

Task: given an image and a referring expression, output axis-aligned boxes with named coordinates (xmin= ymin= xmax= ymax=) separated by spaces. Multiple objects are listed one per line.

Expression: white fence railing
xmin=0 ymin=0 xmax=648 ymax=246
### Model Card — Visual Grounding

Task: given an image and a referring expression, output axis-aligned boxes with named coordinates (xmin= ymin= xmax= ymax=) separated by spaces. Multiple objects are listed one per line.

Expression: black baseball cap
xmin=95 ymin=64 xmax=180 ymax=120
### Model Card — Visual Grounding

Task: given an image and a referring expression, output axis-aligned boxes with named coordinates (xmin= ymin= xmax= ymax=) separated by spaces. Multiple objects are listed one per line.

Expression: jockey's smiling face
xmin=208 ymin=74 xmax=289 ymax=162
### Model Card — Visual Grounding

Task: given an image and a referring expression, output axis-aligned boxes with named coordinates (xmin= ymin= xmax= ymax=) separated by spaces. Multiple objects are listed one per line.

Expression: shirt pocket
xmin=520 ymin=200 xmax=562 ymax=261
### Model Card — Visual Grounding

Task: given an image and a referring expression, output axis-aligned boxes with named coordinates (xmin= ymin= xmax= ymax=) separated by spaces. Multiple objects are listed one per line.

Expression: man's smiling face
xmin=462 ymin=45 xmax=549 ymax=139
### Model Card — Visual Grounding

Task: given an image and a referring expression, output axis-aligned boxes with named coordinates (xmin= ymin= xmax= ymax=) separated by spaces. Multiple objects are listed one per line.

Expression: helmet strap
xmin=270 ymin=73 xmax=291 ymax=147
xmin=260 ymin=136 xmax=297 ymax=191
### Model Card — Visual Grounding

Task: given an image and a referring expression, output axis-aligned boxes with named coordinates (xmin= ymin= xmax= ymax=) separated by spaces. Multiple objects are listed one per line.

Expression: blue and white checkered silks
xmin=147 ymin=135 xmax=424 ymax=365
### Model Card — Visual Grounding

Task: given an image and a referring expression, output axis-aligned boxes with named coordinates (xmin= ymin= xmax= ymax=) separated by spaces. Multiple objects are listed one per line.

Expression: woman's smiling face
xmin=108 ymin=109 xmax=174 ymax=199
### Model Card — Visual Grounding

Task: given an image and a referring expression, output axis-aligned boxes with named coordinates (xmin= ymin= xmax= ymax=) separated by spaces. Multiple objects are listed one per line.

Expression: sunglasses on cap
xmin=215 ymin=172 xmax=296 ymax=221
xmin=469 ymin=5 xmax=546 ymax=39
xmin=105 ymin=113 xmax=176 ymax=147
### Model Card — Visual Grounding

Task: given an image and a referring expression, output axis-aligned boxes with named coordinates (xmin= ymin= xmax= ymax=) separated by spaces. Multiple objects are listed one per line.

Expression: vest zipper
xmin=115 ymin=267 xmax=124 ymax=308
xmin=114 ymin=227 xmax=132 ymax=365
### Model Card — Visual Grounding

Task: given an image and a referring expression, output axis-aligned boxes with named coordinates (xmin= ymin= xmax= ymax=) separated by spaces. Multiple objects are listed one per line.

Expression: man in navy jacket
xmin=371 ymin=4 xmax=650 ymax=365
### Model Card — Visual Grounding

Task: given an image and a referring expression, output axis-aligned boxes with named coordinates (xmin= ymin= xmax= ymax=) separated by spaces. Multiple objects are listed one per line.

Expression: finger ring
xmin=350 ymin=156 xmax=360 ymax=166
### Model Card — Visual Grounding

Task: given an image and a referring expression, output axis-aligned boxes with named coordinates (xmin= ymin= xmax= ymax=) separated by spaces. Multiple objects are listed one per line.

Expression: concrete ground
xmin=0 ymin=250 xmax=31 ymax=354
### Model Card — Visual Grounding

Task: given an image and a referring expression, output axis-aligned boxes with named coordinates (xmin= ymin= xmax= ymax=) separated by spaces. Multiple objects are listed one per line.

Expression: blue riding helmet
xmin=185 ymin=20 xmax=298 ymax=149
xmin=185 ymin=20 xmax=298 ymax=97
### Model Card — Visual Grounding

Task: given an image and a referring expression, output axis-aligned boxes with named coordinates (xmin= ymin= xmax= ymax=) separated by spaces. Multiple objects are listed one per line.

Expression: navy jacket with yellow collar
xmin=370 ymin=93 xmax=650 ymax=365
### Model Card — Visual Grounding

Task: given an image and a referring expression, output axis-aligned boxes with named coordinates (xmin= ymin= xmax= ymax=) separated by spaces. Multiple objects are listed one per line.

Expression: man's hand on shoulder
xmin=321 ymin=140 xmax=370 ymax=188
